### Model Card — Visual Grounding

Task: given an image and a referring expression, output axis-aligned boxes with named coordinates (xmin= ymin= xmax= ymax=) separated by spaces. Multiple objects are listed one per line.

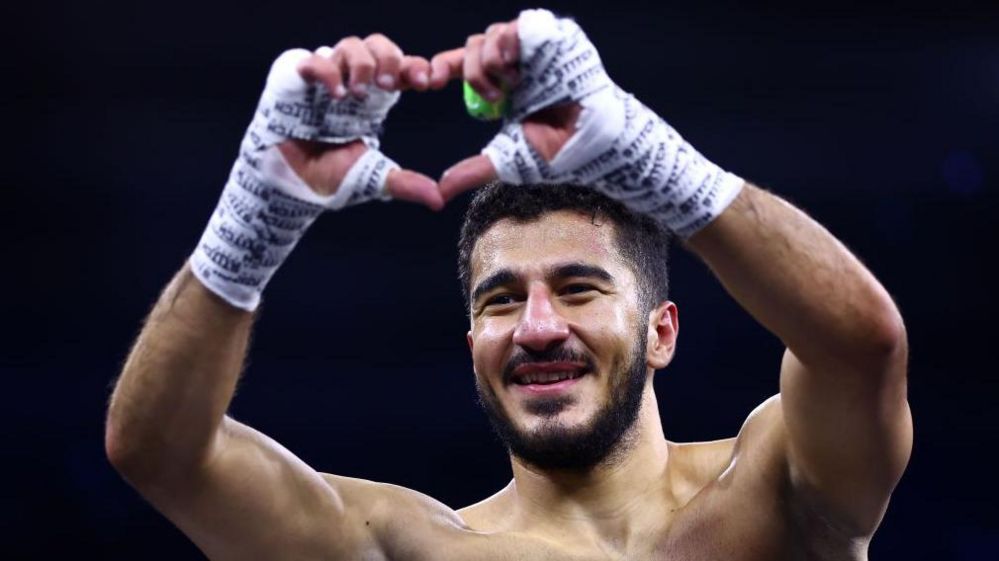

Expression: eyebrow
xmin=470 ymin=262 xmax=616 ymax=304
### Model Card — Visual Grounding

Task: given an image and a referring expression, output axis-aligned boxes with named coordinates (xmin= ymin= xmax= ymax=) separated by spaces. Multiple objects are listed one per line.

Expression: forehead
xmin=470 ymin=210 xmax=626 ymax=282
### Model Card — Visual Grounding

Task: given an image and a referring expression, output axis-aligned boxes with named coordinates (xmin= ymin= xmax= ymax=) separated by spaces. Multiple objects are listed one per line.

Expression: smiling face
xmin=467 ymin=210 xmax=660 ymax=471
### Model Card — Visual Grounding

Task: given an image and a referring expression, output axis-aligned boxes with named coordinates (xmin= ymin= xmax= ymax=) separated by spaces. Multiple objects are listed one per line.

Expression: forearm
xmin=105 ymin=263 xmax=255 ymax=481
xmin=686 ymin=184 xmax=906 ymax=371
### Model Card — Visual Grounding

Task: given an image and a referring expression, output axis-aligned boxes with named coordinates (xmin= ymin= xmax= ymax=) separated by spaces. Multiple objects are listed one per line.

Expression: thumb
xmin=386 ymin=168 xmax=445 ymax=211
xmin=439 ymin=155 xmax=498 ymax=203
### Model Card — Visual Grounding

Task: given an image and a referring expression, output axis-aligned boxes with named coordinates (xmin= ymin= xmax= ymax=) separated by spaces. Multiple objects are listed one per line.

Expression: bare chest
xmin=645 ymin=485 xmax=795 ymax=561
xmin=463 ymin=485 xmax=862 ymax=561
xmin=648 ymin=482 xmax=865 ymax=561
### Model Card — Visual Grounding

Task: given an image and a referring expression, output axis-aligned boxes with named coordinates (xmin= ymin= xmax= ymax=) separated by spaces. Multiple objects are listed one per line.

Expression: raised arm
xmin=104 ymin=35 xmax=442 ymax=561
xmin=105 ymin=266 xmax=369 ymax=560
xmin=686 ymin=185 xmax=912 ymax=535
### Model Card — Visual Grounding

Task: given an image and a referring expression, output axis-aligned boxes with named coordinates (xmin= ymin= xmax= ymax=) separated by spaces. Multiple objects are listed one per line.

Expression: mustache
xmin=502 ymin=345 xmax=597 ymax=384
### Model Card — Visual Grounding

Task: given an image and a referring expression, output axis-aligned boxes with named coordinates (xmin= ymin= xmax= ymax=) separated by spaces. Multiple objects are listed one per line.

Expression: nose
xmin=512 ymin=284 xmax=570 ymax=352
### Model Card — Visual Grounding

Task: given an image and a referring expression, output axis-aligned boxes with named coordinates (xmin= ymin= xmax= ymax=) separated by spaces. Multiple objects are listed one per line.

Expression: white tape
xmin=483 ymin=9 xmax=744 ymax=239
xmin=191 ymin=48 xmax=401 ymax=310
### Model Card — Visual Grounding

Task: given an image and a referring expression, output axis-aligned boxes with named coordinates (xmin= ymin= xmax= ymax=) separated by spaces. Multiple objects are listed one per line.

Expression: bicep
xmin=779 ymin=348 xmax=913 ymax=534
xmin=140 ymin=417 xmax=377 ymax=561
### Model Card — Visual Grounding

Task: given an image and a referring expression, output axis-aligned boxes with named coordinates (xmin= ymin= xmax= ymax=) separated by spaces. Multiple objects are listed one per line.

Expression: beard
xmin=475 ymin=330 xmax=648 ymax=472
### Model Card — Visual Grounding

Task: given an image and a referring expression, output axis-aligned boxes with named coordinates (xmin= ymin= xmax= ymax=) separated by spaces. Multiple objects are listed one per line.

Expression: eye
xmin=484 ymin=293 xmax=519 ymax=307
xmin=561 ymin=283 xmax=598 ymax=296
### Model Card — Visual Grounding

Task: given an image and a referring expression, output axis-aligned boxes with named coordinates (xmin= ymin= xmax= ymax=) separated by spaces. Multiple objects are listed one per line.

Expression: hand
xmin=269 ymin=35 xmax=442 ymax=210
xmin=190 ymin=34 xmax=444 ymax=311
xmin=427 ymin=18 xmax=584 ymax=202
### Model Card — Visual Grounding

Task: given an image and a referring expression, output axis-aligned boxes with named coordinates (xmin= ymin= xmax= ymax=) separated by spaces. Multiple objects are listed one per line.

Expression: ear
xmin=646 ymin=301 xmax=679 ymax=370
xmin=466 ymin=330 xmax=480 ymax=376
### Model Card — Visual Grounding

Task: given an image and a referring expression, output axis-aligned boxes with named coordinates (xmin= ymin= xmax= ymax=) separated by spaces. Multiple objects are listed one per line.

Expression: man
xmin=105 ymin=9 xmax=912 ymax=560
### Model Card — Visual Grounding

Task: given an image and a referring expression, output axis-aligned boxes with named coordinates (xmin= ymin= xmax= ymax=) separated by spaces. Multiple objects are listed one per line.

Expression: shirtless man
xmin=105 ymin=9 xmax=912 ymax=560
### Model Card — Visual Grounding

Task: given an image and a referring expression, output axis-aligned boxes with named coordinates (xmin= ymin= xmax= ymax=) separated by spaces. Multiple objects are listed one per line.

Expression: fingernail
xmin=334 ymin=84 xmax=348 ymax=98
xmin=485 ymin=90 xmax=500 ymax=101
xmin=414 ymin=71 xmax=429 ymax=88
xmin=501 ymin=49 xmax=512 ymax=63
xmin=352 ymin=82 xmax=369 ymax=97
xmin=377 ymin=74 xmax=395 ymax=89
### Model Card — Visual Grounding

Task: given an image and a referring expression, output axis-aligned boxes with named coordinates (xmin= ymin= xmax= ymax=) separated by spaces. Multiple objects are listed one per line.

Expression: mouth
xmin=509 ymin=362 xmax=589 ymax=395
xmin=512 ymin=370 xmax=586 ymax=385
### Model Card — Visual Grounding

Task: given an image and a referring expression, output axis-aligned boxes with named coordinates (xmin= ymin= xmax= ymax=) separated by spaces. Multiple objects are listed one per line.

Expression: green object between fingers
xmin=463 ymin=81 xmax=508 ymax=121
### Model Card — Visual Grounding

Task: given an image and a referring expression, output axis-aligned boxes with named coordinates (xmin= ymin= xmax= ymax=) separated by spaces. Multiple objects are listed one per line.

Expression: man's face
xmin=467 ymin=210 xmax=652 ymax=470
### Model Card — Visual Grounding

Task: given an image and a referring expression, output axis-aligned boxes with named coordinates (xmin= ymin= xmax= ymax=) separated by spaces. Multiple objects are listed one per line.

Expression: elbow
xmin=105 ymin=407 xmax=219 ymax=486
xmin=871 ymin=297 xmax=907 ymax=358
xmin=104 ymin=409 xmax=163 ymax=483
xmin=854 ymin=295 xmax=908 ymax=374
xmin=105 ymin=425 xmax=175 ymax=486
xmin=104 ymin=414 xmax=142 ymax=477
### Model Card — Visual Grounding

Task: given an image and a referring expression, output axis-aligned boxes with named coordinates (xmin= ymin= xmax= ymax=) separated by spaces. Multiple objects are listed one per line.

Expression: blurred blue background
xmin=3 ymin=0 xmax=997 ymax=558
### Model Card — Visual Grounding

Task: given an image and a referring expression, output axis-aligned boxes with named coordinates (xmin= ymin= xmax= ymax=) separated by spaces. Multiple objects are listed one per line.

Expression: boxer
xmin=106 ymin=9 xmax=911 ymax=560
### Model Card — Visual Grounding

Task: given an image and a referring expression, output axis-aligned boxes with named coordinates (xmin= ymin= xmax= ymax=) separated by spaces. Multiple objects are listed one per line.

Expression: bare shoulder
xmin=456 ymin=481 xmax=517 ymax=531
xmin=711 ymin=395 xmax=794 ymax=516
xmin=667 ymin=395 xmax=787 ymax=502
xmin=320 ymin=472 xmax=470 ymax=530
xmin=717 ymin=395 xmax=869 ymax=555
xmin=319 ymin=473 xmax=476 ymax=561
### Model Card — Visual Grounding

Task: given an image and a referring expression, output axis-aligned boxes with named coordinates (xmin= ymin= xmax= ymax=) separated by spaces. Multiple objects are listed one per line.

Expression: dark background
xmin=4 ymin=0 xmax=997 ymax=558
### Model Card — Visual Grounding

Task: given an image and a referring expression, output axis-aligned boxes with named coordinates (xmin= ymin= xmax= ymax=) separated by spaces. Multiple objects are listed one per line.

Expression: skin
xmin=105 ymin=22 xmax=912 ymax=561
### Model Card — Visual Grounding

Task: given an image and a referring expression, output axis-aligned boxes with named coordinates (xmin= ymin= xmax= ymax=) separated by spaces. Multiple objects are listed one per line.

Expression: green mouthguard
xmin=463 ymin=81 xmax=508 ymax=121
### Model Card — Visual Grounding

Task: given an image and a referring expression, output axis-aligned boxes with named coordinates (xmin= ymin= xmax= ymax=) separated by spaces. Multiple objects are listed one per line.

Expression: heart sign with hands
xmin=191 ymin=11 xmax=742 ymax=312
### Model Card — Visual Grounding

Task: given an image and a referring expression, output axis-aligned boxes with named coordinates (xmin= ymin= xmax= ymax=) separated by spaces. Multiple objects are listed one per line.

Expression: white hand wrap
xmin=191 ymin=48 xmax=400 ymax=311
xmin=482 ymin=9 xmax=744 ymax=238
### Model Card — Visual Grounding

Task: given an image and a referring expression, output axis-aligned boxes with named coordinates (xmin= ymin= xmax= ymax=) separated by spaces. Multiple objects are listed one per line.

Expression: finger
xmin=439 ymin=155 xmax=498 ymax=202
xmin=400 ymin=55 xmax=431 ymax=91
xmin=333 ymin=36 xmax=376 ymax=97
xmin=297 ymin=52 xmax=347 ymax=98
xmin=363 ymin=33 xmax=403 ymax=90
xmin=498 ymin=20 xmax=519 ymax=66
xmin=482 ymin=23 xmax=516 ymax=86
xmin=464 ymin=34 xmax=503 ymax=102
xmin=386 ymin=169 xmax=444 ymax=211
xmin=429 ymin=48 xmax=464 ymax=89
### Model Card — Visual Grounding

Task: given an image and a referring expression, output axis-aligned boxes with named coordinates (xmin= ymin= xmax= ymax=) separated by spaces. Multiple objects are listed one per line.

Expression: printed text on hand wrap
xmin=482 ymin=9 xmax=744 ymax=238
xmin=190 ymin=48 xmax=400 ymax=311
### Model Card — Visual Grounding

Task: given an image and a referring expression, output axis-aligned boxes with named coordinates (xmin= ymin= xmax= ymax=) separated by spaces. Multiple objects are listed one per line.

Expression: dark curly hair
xmin=457 ymin=182 xmax=673 ymax=314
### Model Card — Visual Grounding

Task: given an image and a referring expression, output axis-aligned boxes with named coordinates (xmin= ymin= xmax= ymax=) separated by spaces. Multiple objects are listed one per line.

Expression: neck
xmin=506 ymin=387 xmax=674 ymax=550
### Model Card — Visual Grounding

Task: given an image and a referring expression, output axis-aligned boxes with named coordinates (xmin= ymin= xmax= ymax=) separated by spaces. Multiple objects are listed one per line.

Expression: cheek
xmin=575 ymin=303 xmax=640 ymax=375
xmin=579 ymin=301 xmax=634 ymax=342
xmin=471 ymin=321 xmax=513 ymax=375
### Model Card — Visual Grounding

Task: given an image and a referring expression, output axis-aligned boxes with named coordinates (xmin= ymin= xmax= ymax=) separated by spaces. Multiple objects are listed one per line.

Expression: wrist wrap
xmin=482 ymin=9 xmax=744 ymax=238
xmin=191 ymin=49 xmax=400 ymax=310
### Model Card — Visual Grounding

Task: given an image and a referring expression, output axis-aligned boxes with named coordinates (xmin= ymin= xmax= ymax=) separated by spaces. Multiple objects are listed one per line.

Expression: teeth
xmin=518 ymin=371 xmax=582 ymax=385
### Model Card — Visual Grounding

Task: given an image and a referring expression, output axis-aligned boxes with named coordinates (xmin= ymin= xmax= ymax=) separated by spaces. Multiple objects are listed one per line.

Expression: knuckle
xmin=355 ymin=59 xmax=376 ymax=73
xmin=378 ymin=51 xmax=403 ymax=69
xmin=365 ymin=34 xmax=403 ymax=57
xmin=336 ymin=35 xmax=362 ymax=47
xmin=407 ymin=57 xmax=430 ymax=72
xmin=322 ymin=61 xmax=342 ymax=78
